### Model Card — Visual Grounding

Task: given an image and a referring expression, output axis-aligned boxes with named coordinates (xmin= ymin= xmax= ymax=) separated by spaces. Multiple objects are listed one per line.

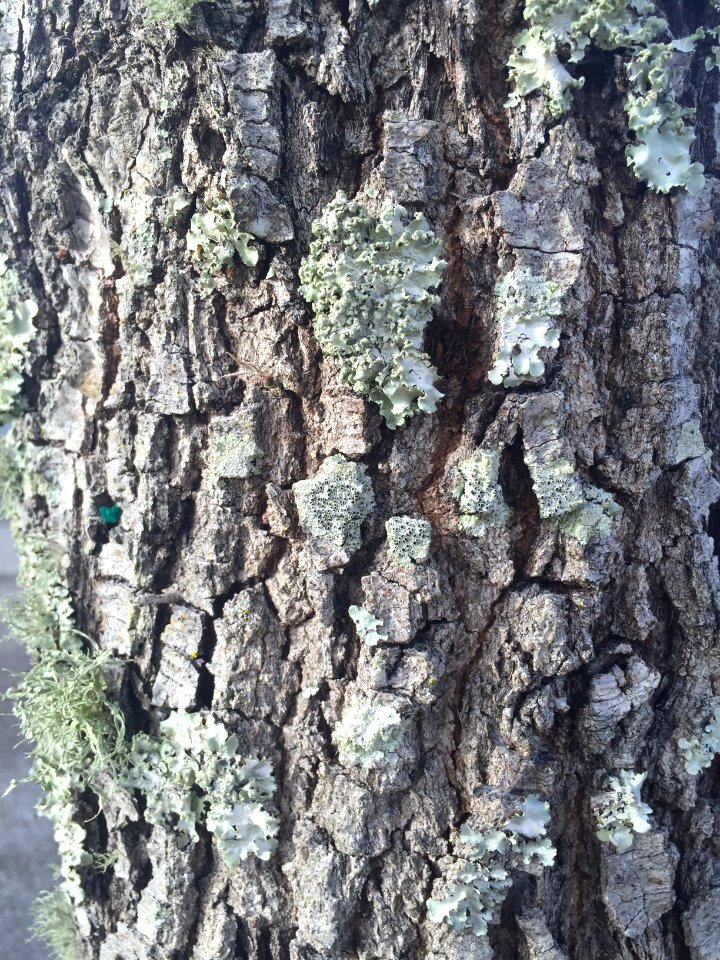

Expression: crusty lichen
xmin=298 ymin=191 xmax=446 ymax=429
xmin=208 ymin=421 xmax=263 ymax=484
xmin=506 ymin=0 xmax=711 ymax=194
xmin=385 ymin=515 xmax=431 ymax=567
xmin=526 ymin=454 xmax=619 ymax=543
xmin=427 ymin=795 xmax=556 ymax=937
xmin=293 ymin=454 xmax=375 ymax=554
xmin=143 ymin=0 xmax=207 ymax=26
xmin=454 ymin=450 xmax=510 ymax=535
xmin=333 ymin=697 xmax=407 ymax=769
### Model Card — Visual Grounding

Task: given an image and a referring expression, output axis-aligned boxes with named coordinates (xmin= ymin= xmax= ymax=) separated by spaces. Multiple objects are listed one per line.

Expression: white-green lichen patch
xmin=186 ymin=196 xmax=258 ymax=297
xmin=427 ymin=795 xmax=556 ymax=937
xmin=595 ymin=769 xmax=653 ymax=852
xmin=673 ymin=420 xmax=706 ymax=464
xmin=678 ymin=706 xmax=720 ymax=775
xmin=298 ymin=191 xmax=447 ymax=429
xmin=385 ymin=515 xmax=431 ymax=567
xmin=488 ymin=268 xmax=563 ymax=388
xmin=123 ymin=710 xmax=279 ymax=866
xmin=454 ymin=450 xmax=510 ymax=536
xmin=293 ymin=455 xmax=375 ymax=554
xmin=348 ymin=605 xmax=388 ymax=647
xmin=143 ymin=0 xmax=208 ymax=26
xmin=506 ymin=0 xmax=712 ymax=194
xmin=526 ymin=454 xmax=619 ymax=543
xmin=333 ymin=697 xmax=407 ymax=769
xmin=0 ymin=255 xmax=38 ymax=421
xmin=208 ymin=422 xmax=263 ymax=483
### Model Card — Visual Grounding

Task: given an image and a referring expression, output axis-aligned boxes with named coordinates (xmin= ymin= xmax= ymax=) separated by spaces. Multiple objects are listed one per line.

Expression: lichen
xmin=333 ymin=697 xmax=407 ymax=769
xmin=208 ymin=423 xmax=263 ymax=484
xmin=385 ymin=515 xmax=431 ymax=567
xmin=595 ymin=769 xmax=653 ymax=852
xmin=143 ymin=0 xmax=207 ymax=26
xmin=348 ymin=605 xmax=388 ymax=647
xmin=678 ymin=706 xmax=720 ymax=775
xmin=0 ymin=255 xmax=38 ymax=422
xmin=506 ymin=0 xmax=712 ymax=194
xmin=186 ymin=195 xmax=258 ymax=298
xmin=454 ymin=449 xmax=510 ymax=535
xmin=427 ymin=795 xmax=556 ymax=937
xmin=123 ymin=710 xmax=279 ymax=866
xmin=298 ymin=191 xmax=447 ymax=429
xmin=31 ymin=889 xmax=78 ymax=960
xmin=488 ymin=268 xmax=563 ymax=388
xmin=673 ymin=420 xmax=706 ymax=464
xmin=526 ymin=454 xmax=620 ymax=543
xmin=293 ymin=454 xmax=375 ymax=554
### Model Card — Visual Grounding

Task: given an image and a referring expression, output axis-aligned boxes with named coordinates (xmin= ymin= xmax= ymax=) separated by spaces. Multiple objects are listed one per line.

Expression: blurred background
xmin=0 ymin=519 xmax=56 ymax=959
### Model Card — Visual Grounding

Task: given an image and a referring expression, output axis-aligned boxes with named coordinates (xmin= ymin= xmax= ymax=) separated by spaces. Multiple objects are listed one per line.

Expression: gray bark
xmin=1 ymin=0 xmax=720 ymax=958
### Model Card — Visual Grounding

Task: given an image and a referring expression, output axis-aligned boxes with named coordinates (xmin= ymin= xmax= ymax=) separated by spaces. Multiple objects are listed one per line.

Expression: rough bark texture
xmin=2 ymin=0 xmax=720 ymax=958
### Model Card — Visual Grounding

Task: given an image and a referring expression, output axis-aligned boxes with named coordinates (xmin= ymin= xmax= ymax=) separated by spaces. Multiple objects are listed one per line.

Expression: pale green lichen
xmin=678 ymin=706 xmax=720 ymax=775
xmin=427 ymin=795 xmax=556 ymax=937
xmin=385 ymin=515 xmax=431 ymax=567
xmin=333 ymin=697 xmax=407 ymax=769
xmin=298 ymin=191 xmax=447 ymax=429
xmin=187 ymin=196 xmax=258 ymax=298
xmin=673 ymin=420 xmax=706 ymax=464
xmin=143 ymin=0 xmax=207 ymax=26
xmin=293 ymin=455 xmax=375 ymax=554
xmin=489 ymin=268 xmax=563 ymax=388
xmin=526 ymin=454 xmax=619 ymax=543
xmin=348 ymin=605 xmax=388 ymax=647
xmin=31 ymin=889 xmax=78 ymax=960
xmin=506 ymin=0 xmax=712 ymax=194
xmin=123 ymin=710 xmax=278 ymax=866
xmin=595 ymin=769 xmax=653 ymax=852
xmin=208 ymin=425 xmax=263 ymax=483
xmin=454 ymin=450 xmax=510 ymax=535
xmin=0 ymin=255 xmax=38 ymax=421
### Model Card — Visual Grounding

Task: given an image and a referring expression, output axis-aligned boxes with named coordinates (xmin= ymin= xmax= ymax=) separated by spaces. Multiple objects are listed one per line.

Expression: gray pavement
xmin=0 ymin=522 xmax=57 ymax=959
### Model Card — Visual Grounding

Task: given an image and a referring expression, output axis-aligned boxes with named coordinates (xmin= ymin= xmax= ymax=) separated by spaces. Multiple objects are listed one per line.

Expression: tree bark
xmin=2 ymin=0 xmax=720 ymax=959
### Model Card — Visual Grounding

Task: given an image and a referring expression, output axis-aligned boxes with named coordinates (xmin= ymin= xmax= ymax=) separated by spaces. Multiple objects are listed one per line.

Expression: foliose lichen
xmin=385 ymin=515 xmax=431 ymax=567
xmin=123 ymin=710 xmax=279 ymax=866
xmin=293 ymin=455 xmax=375 ymax=554
xmin=488 ymin=267 xmax=563 ymax=388
xmin=453 ymin=450 xmax=510 ymax=535
xmin=186 ymin=195 xmax=258 ymax=298
xmin=298 ymin=191 xmax=447 ymax=429
xmin=333 ymin=697 xmax=407 ymax=769
xmin=595 ymin=769 xmax=653 ymax=852
xmin=0 ymin=254 xmax=38 ymax=421
xmin=427 ymin=795 xmax=556 ymax=937
xmin=348 ymin=605 xmax=388 ymax=647
xmin=526 ymin=454 xmax=620 ymax=543
xmin=506 ymin=0 xmax=714 ymax=194
xmin=678 ymin=706 xmax=720 ymax=775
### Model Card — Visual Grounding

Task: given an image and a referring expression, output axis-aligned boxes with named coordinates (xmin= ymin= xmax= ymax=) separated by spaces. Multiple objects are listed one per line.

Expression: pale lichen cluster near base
xmin=0 ymin=254 xmax=37 ymax=421
xmin=123 ymin=710 xmax=279 ymax=866
xmin=299 ymin=191 xmax=446 ymax=429
xmin=427 ymin=795 xmax=556 ymax=936
xmin=186 ymin=195 xmax=258 ymax=298
xmin=293 ymin=454 xmax=375 ymax=554
xmin=507 ymin=0 xmax=716 ymax=194
xmin=595 ymin=769 xmax=654 ymax=852
xmin=678 ymin=706 xmax=720 ymax=775
xmin=385 ymin=515 xmax=431 ymax=567
xmin=489 ymin=268 xmax=563 ymax=388
xmin=333 ymin=697 xmax=408 ymax=769
xmin=454 ymin=449 xmax=510 ymax=535
xmin=526 ymin=454 xmax=620 ymax=543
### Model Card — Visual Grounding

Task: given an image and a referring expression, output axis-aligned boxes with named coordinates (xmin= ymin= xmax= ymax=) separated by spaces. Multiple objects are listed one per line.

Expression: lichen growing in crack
xmin=427 ymin=795 xmax=556 ymax=936
xmin=453 ymin=449 xmax=510 ymax=535
xmin=594 ymin=769 xmax=654 ymax=852
xmin=678 ymin=705 xmax=720 ymax=775
xmin=186 ymin=194 xmax=258 ymax=298
xmin=526 ymin=453 xmax=620 ymax=543
xmin=385 ymin=515 xmax=431 ymax=567
xmin=298 ymin=190 xmax=447 ymax=429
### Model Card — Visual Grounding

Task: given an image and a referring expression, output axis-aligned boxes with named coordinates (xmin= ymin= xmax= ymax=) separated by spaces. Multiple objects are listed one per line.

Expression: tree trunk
xmin=2 ymin=0 xmax=720 ymax=958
